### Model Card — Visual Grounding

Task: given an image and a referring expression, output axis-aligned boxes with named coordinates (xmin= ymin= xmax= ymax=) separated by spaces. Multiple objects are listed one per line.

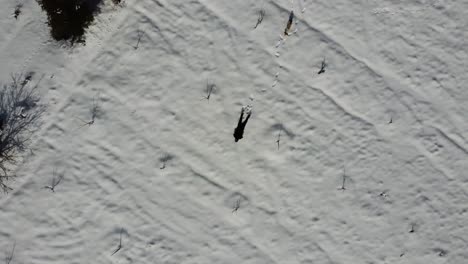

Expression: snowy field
xmin=1 ymin=0 xmax=468 ymax=263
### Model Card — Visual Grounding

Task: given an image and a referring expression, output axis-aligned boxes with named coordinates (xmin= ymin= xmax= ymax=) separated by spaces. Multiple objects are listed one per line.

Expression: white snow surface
xmin=1 ymin=0 xmax=468 ymax=263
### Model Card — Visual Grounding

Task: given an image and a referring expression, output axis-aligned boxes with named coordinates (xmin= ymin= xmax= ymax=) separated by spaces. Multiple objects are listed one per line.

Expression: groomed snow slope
xmin=1 ymin=0 xmax=468 ymax=263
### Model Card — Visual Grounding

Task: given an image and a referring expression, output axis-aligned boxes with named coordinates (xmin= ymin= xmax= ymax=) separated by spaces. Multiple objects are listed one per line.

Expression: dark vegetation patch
xmin=13 ymin=4 xmax=23 ymax=20
xmin=36 ymin=0 xmax=106 ymax=44
xmin=0 ymin=73 xmax=45 ymax=193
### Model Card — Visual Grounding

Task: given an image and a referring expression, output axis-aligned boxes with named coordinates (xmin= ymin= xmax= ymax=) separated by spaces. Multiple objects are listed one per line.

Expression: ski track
xmin=0 ymin=0 xmax=468 ymax=263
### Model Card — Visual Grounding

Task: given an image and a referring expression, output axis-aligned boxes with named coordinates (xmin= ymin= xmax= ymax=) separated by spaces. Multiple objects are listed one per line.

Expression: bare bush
xmin=254 ymin=8 xmax=265 ymax=29
xmin=111 ymin=228 xmax=124 ymax=256
xmin=202 ymin=80 xmax=215 ymax=101
xmin=5 ymin=241 xmax=15 ymax=264
xmin=43 ymin=168 xmax=63 ymax=192
xmin=232 ymin=198 xmax=240 ymax=213
xmin=75 ymin=92 xmax=100 ymax=129
xmin=0 ymin=74 xmax=45 ymax=193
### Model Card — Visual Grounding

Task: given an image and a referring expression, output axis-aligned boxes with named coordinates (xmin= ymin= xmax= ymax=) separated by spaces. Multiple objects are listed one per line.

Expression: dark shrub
xmin=36 ymin=0 xmax=103 ymax=44
xmin=0 ymin=74 xmax=45 ymax=193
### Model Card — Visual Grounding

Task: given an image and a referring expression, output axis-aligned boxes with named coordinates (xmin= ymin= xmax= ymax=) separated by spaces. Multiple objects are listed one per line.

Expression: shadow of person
xmin=233 ymin=108 xmax=251 ymax=142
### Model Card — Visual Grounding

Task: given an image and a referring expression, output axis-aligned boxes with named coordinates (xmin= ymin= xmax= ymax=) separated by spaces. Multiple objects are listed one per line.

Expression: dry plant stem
xmin=203 ymin=80 xmax=215 ymax=101
xmin=76 ymin=93 xmax=100 ymax=129
xmin=318 ymin=58 xmax=326 ymax=74
xmin=111 ymin=228 xmax=124 ymax=256
xmin=232 ymin=199 xmax=240 ymax=213
xmin=44 ymin=169 xmax=63 ymax=192
xmin=254 ymin=9 xmax=265 ymax=29
xmin=5 ymin=241 xmax=15 ymax=264
xmin=276 ymin=130 xmax=281 ymax=150
xmin=338 ymin=167 xmax=346 ymax=191
xmin=133 ymin=30 xmax=142 ymax=50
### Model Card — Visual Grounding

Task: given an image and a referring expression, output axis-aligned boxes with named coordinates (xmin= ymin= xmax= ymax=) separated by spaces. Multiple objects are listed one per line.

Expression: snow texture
xmin=1 ymin=0 xmax=468 ymax=263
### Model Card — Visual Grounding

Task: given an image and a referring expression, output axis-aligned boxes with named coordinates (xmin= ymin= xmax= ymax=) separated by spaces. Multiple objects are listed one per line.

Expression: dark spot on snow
xmin=14 ymin=4 xmax=23 ymax=19
xmin=435 ymin=248 xmax=447 ymax=257
xmin=36 ymin=0 xmax=103 ymax=44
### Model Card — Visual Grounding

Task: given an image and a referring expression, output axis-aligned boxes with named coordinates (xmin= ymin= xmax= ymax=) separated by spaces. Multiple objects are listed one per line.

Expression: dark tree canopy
xmin=36 ymin=0 xmax=103 ymax=44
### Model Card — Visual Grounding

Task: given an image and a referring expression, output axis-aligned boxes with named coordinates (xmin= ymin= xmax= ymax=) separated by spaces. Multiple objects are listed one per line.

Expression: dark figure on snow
xmin=284 ymin=10 xmax=294 ymax=35
xmin=233 ymin=108 xmax=251 ymax=142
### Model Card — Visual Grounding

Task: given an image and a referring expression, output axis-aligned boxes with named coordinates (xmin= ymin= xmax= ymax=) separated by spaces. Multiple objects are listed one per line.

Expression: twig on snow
xmin=111 ymin=228 xmax=124 ymax=256
xmin=254 ymin=8 xmax=265 ymax=29
xmin=5 ymin=241 xmax=15 ymax=264
xmin=337 ymin=167 xmax=346 ymax=191
xmin=232 ymin=199 xmax=241 ymax=213
xmin=75 ymin=93 xmax=100 ymax=129
xmin=203 ymin=80 xmax=215 ymax=101
xmin=317 ymin=58 xmax=327 ymax=74
xmin=276 ymin=130 xmax=281 ymax=150
xmin=44 ymin=168 xmax=63 ymax=192
xmin=133 ymin=30 xmax=143 ymax=50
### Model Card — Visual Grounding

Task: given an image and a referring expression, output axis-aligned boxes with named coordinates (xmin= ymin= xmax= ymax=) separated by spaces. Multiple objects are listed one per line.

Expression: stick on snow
xmin=44 ymin=169 xmax=63 ymax=193
xmin=133 ymin=30 xmax=143 ymax=50
xmin=337 ymin=167 xmax=346 ymax=191
xmin=111 ymin=228 xmax=124 ymax=256
xmin=5 ymin=242 xmax=15 ymax=264
xmin=284 ymin=10 xmax=294 ymax=36
xmin=76 ymin=93 xmax=100 ymax=129
xmin=318 ymin=58 xmax=326 ymax=74
xmin=232 ymin=199 xmax=241 ymax=213
xmin=254 ymin=9 xmax=265 ymax=29
xmin=276 ymin=130 xmax=281 ymax=150
xmin=203 ymin=80 xmax=215 ymax=101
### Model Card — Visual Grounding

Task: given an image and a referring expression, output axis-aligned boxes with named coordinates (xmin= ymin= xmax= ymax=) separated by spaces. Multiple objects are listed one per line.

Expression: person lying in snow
xmin=233 ymin=107 xmax=251 ymax=142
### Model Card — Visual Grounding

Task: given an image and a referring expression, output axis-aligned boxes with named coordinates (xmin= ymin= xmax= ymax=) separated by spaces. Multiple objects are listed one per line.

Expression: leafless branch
xmin=133 ymin=30 xmax=143 ymax=50
xmin=254 ymin=8 xmax=265 ymax=29
xmin=276 ymin=130 xmax=281 ymax=150
xmin=232 ymin=199 xmax=241 ymax=213
xmin=317 ymin=58 xmax=326 ymax=74
xmin=44 ymin=168 xmax=63 ymax=192
xmin=5 ymin=241 xmax=15 ymax=264
xmin=0 ymin=73 xmax=45 ymax=193
xmin=337 ymin=167 xmax=346 ymax=191
xmin=76 ymin=92 xmax=100 ymax=129
xmin=203 ymin=80 xmax=215 ymax=101
xmin=111 ymin=228 xmax=124 ymax=256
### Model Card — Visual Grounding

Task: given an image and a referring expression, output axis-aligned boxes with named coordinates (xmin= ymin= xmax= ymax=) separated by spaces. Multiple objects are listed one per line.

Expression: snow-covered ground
xmin=1 ymin=0 xmax=467 ymax=263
